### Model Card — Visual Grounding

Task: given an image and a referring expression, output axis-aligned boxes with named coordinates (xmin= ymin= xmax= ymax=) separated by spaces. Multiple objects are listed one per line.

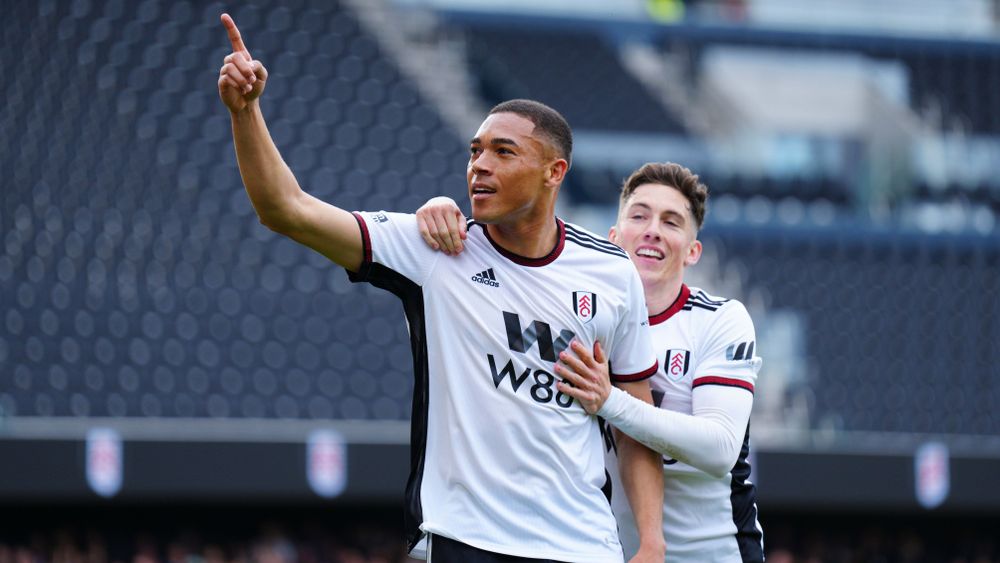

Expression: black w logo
xmin=726 ymin=341 xmax=755 ymax=361
xmin=503 ymin=311 xmax=575 ymax=362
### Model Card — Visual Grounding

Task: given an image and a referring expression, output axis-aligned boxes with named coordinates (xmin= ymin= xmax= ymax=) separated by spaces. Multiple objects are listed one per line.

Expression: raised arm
xmin=218 ymin=13 xmax=362 ymax=271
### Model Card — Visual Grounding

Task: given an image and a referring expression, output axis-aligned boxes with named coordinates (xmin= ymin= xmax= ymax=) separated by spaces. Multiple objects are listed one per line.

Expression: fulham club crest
xmin=573 ymin=291 xmax=598 ymax=323
xmin=665 ymin=349 xmax=691 ymax=381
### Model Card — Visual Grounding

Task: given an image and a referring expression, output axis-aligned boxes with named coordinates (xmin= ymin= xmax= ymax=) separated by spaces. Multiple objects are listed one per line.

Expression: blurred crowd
xmin=0 ymin=527 xmax=409 ymax=563
xmin=0 ymin=509 xmax=416 ymax=563
xmin=1 ymin=511 xmax=998 ymax=563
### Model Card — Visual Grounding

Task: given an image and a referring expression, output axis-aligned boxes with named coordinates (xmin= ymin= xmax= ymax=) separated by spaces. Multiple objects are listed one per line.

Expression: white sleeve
xmin=598 ymin=385 xmax=752 ymax=478
xmin=347 ymin=211 xmax=442 ymax=286
xmin=692 ymin=300 xmax=761 ymax=392
xmin=606 ymin=265 xmax=658 ymax=383
xmin=597 ymin=299 xmax=762 ymax=478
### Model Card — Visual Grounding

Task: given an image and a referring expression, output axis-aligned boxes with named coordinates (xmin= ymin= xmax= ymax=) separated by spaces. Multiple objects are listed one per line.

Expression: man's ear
xmin=545 ymin=159 xmax=569 ymax=188
xmin=684 ymin=239 xmax=703 ymax=267
xmin=608 ymin=225 xmax=620 ymax=245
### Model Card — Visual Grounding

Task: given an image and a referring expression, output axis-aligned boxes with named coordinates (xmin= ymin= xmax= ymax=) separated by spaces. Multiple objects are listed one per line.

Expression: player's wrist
xmin=636 ymin=536 xmax=667 ymax=559
xmin=228 ymin=98 xmax=260 ymax=118
xmin=596 ymin=386 xmax=628 ymax=419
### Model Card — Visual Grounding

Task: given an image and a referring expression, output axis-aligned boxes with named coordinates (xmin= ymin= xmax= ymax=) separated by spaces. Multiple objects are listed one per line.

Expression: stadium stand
xmin=706 ymin=224 xmax=1000 ymax=435
xmin=658 ymin=26 xmax=1000 ymax=134
xmin=1 ymin=0 xmax=468 ymax=420
xmin=653 ymin=25 xmax=1000 ymax=209
xmin=459 ymin=24 xmax=688 ymax=134
xmin=3 ymin=0 xmax=1000 ymax=559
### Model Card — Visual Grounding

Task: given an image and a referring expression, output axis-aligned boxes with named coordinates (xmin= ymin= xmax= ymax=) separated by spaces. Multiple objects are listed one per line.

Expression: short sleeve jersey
xmin=605 ymin=284 xmax=764 ymax=562
xmin=348 ymin=212 xmax=657 ymax=562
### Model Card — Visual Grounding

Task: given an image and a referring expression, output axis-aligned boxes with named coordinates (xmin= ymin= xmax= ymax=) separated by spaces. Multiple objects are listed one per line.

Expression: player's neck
xmin=486 ymin=216 xmax=559 ymax=259
xmin=643 ymin=275 xmax=685 ymax=316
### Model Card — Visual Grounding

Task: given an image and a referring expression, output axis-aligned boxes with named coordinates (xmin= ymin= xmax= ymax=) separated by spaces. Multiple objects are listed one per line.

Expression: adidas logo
xmin=471 ymin=268 xmax=500 ymax=288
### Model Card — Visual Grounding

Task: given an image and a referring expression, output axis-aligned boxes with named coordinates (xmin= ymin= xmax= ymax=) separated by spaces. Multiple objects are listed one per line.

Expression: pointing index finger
xmin=220 ymin=13 xmax=251 ymax=59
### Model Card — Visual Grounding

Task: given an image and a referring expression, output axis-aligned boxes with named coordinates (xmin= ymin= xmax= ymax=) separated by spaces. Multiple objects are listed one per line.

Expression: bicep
xmin=282 ymin=192 xmax=364 ymax=271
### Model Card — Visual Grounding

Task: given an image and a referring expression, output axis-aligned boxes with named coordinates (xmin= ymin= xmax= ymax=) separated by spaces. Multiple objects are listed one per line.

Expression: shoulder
xmin=561 ymin=220 xmax=630 ymax=261
xmin=683 ymin=286 xmax=733 ymax=313
xmin=685 ymin=287 xmax=755 ymax=331
xmin=355 ymin=210 xmax=416 ymax=231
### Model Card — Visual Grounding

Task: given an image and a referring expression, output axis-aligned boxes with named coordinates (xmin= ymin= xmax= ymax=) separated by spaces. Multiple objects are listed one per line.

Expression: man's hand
xmin=218 ymin=13 xmax=268 ymax=113
xmin=415 ymin=196 xmax=467 ymax=255
xmin=554 ymin=340 xmax=612 ymax=415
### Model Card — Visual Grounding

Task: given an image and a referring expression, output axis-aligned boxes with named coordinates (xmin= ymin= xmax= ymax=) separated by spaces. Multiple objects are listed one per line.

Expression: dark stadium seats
xmin=0 ymin=0 xmax=468 ymax=420
xmin=1 ymin=1 xmax=998 ymax=438
xmin=657 ymin=26 xmax=1000 ymax=135
xmin=459 ymin=24 xmax=687 ymax=134
xmin=708 ymin=224 xmax=1000 ymax=435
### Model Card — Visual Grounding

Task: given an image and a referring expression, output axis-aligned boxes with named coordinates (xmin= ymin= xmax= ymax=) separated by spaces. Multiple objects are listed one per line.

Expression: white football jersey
xmin=349 ymin=212 xmax=657 ymax=562
xmin=605 ymin=285 xmax=764 ymax=563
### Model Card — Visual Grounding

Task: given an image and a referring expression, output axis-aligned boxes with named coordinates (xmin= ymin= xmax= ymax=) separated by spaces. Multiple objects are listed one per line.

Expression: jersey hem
xmin=421 ymin=524 xmax=623 ymax=563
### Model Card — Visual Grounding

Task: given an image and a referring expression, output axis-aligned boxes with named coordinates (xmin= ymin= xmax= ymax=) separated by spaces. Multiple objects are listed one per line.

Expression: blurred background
xmin=2 ymin=0 xmax=1000 ymax=561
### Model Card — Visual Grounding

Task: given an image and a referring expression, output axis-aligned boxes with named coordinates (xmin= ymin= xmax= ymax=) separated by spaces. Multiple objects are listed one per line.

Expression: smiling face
xmin=466 ymin=112 xmax=567 ymax=225
xmin=610 ymin=183 xmax=702 ymax=290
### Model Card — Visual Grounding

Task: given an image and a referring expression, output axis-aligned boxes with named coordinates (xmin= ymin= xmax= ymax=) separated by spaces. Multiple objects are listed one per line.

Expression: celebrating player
xmin=417 ymin=162 xmax=765 ymax=562
xmin=217 ymin=14 xmax=665 ymax=563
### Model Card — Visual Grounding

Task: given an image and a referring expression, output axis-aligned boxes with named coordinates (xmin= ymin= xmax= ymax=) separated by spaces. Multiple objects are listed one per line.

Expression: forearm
xmin=230 ymin=102 xmax=306 ymax=232
xmin=616 ymin=429 xmax=666 ymax=558
xmin=599 ymin=386 xmax=751 ymax=478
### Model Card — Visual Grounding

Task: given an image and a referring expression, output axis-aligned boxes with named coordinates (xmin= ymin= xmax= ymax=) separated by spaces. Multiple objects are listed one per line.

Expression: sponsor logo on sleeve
xmin=372 ymin=212 xmax=389 ymax=223
xmin=725 ymin=341 xmax=755 ymax=362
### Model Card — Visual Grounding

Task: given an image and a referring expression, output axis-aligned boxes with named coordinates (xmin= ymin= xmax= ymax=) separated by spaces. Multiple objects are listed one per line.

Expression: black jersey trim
xmin=681 ymin=289 xmax=728 ymax=313
xmin=563 ymin=224 xmax=629 ymax=259
xmin=691 ymin=289 xmax=729 ymax=305
xmin=345 ymin=217 xmax=430 ymax=552
xmin=564 ymin=232 xmax=630 ymax=260
xmin=474 ymin=218 xmax=566 ymax=267
xmin=730 ymin=424 xmax=764 ymax=562
xmin=689 ymin=291 xmax=729 ymax=307
xmin=684 ymin=302 xmax=721 ymax=312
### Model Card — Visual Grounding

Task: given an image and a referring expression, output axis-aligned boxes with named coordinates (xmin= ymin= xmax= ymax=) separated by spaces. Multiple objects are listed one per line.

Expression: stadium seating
xmin=708 ymin=224 xmax=1000 ymax=435
xmin=1 ymin=0 xmax=467 ymax=420
xmin=2 ymin=0 xmax=998 ymax=438
xmin=458 ymin=24 xmax=688 ymax=134
xmin=658 ymin=26 xmax=1000 ymax=135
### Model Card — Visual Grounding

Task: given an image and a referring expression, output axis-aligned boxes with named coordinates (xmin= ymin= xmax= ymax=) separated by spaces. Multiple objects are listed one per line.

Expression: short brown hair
xmin=618 ymin=162 xmax=708 ymax=230
xmin=489 ymin=99 xmax=573 ymax=167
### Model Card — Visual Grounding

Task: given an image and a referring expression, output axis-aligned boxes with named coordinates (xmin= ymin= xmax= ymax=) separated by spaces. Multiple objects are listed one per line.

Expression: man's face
xmin=466 ymin=112 xmax=556 ymax=224
xmin=610 ymin=183 xmax=702 ymax=287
